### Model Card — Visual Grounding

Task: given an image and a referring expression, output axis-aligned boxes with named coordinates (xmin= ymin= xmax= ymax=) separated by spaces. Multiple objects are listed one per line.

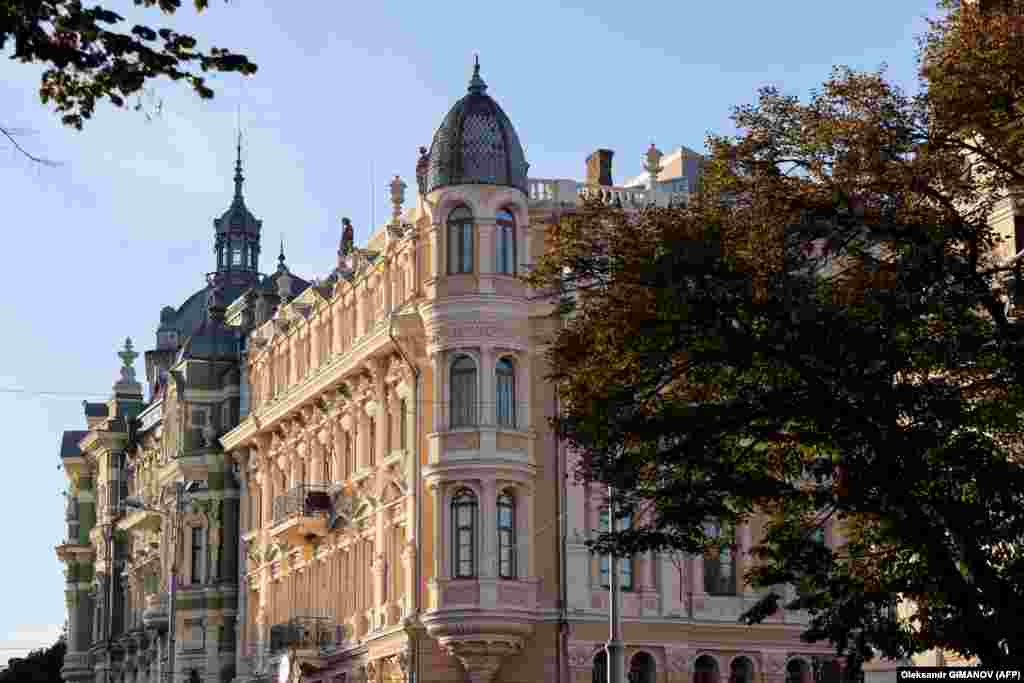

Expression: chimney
xmin=586 ymin=149 xmax=614 ymax=187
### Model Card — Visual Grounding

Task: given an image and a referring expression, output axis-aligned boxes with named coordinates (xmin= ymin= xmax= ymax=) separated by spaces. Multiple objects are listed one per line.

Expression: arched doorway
xmin=787 ymin=659 xmax=811 ymax=683
xmin=593 ymin=652 xmax=608 ymax=683
xmin=629 ymin=652 xmax=656 ymax=683
xmin=694 ymin=655 xmax=720 ymax=683
xmin=731 ymin=657 xmax=754 ymax=683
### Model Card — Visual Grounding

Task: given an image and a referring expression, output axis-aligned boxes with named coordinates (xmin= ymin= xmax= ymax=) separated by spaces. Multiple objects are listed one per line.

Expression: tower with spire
xmin=213 ymin=130 xmax=262 ymax=289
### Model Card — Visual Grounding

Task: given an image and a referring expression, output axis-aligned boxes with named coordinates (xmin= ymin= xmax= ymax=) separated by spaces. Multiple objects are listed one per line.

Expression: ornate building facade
xmin=59 ymin=61 xmax=844 ymax=683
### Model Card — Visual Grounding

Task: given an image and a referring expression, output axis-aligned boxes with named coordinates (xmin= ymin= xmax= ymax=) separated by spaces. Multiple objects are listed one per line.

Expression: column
xmin=289 ymin=334 xmax=300 ymax=387
xmin=236 ymin=452 xmax=250 ymax=680
xmin=479 ymin=346 xmax=494 ymax=428
xmin=338 ymin=415 xmax=352 ymax=480
xmin=691 ymin=553 xmax=705 ymax=610
xmin=310 ymin=434 xmax=324 ymax=485
xmin=520 ymin=218 xmax=531 ymax=275
xmin=374 ymin=364 xmax=387 ymax=463
xmin=355 ymin=283 xmax=365 ymax=340
xmin=478 ymin=216 xmax=496 ymax=294
xmin=383 ymin=260 xmax=393 ymax=315
xmin=373 ymin=505 xmax=386 ymax=625
xmin=333 ymin=301 xmax=345 ymax=355
xmin=357 ymin=405 xmax=369 ymax=470
xmin=431 ymin=351 xmax=444 ymax=437
xmin=520 ymin=484 xmax=534 ymax=579
xmin=429 ymin=221 xmax=441 ymax=280
xmin=430 ymin=483 xmax=444 ymax=581
xmin=480 ymin=479 xmax=497 ymax=580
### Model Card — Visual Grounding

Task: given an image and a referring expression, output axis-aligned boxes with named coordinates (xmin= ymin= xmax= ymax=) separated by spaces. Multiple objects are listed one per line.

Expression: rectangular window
xmin=232 ymin=247 xmax=243 ymax=266
xmin=191 ymin=527 xmax=204 ymax=584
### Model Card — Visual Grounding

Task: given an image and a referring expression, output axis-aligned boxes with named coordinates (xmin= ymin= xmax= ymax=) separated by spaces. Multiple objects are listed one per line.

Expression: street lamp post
xmin=124 ymin=480 xmax=199 ymax=683
xmin=606 ymin=485 xmax=625 ymax=683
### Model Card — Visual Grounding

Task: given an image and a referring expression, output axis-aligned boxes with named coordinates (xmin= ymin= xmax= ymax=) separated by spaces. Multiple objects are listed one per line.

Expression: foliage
xmin=0 ymin=0 xmax=257 ymax=129
xmin=525 ymin=2 xmax=1024 ymax=670
xmin=0 ymin=636 xmax=66 ymax=682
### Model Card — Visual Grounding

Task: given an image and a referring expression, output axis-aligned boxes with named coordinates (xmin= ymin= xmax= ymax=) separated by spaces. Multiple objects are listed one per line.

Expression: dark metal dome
xmin=425 ymin=59 xmax=529 ymax=195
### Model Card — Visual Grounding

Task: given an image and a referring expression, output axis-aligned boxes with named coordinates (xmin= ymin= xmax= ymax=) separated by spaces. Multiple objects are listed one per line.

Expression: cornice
xmin=222 ymin=322 xmax=406 ymax=451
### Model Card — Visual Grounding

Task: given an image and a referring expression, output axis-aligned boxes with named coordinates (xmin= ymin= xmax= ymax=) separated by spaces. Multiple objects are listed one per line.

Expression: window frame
xmin=496 ymin=207 xmax=517 ymax=275
xmin=447 ymin=205 xmax=474 ymax=275
xmin=190 ymin=525 xmax=205 ymax=585
xmin=450 ymin=354 xmax=478 ymax=428
xmin=451 ymin=488 xmax=478 ymax=578
xmin=497 ymin=490 xmax=517 ymax=579
xmin=495 ymin=356 xmax=516 ymax=428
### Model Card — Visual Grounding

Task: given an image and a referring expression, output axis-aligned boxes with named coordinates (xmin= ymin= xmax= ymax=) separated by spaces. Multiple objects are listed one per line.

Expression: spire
xmin=468 ymin=54 xmax=487 ymax=95
xmin=233 ymin=128 xmax=245 ymax=200
xmin=278 ymin=235 xmax=286 ymax=271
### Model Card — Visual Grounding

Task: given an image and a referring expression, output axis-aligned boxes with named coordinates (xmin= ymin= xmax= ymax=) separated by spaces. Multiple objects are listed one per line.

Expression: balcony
xmin=269 ymin=483 xmax=339 ymax=546
xmin=437 ymin=401 xmax=530 ymax=432
xmin=269 ymin=616 xmax=337 ymax=654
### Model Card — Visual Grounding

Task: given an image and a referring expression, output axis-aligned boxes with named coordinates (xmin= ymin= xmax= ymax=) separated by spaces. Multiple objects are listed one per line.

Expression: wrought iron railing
xmin=271 ymin=483 xmax=341 ymax=525
xmin=268 ymin=615 xmax=338 ymax=654
xmin=438 ymin=401 xmax=530 ymax=431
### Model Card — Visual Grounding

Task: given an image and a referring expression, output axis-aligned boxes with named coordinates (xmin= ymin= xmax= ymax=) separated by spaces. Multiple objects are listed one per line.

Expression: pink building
xmin=220 ymin=61 xmax=842 ymax=683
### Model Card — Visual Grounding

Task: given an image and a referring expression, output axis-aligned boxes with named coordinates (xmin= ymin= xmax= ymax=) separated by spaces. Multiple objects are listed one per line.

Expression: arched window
xmin=694 ymin=656 xmax=720 ymax=683
xmin=496 ymin=208 xmax=517 ymax=275
xmin=451 ymin=489 xmax=478 ymax=578
xmin=447 ymin=206 xmax=474 ymax=274
xmin=592 ymin=653 xmax=608 ymax=683
xmin=496 ymin=357 xmax=516 ymax=428
xmin=450 ymin=354 xmax=477 ymax=428
xmin=731 ymin=657 xmax=754 ymax=683
xmin=704 ymin=520 xmax=736 ymax=595
xmin=497 ymin=490 xmax=516 ymax=579
xmin=629 ymin=652 xmax=656 ymax=683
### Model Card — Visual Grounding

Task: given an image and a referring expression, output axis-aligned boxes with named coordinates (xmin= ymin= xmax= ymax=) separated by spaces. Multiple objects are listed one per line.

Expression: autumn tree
xmin=526 ymin=1 xmax=1024 ymax=671
xmin=1 ymin=0 xmax=257 ymax=160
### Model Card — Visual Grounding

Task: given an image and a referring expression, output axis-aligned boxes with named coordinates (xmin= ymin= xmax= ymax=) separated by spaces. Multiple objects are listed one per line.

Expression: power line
xmin=0 ymin=387 xmax=109 ymax=398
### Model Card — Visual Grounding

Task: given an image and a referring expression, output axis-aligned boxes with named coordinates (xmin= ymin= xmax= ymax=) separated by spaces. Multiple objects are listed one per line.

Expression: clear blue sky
xmin=0 ymin=0 xmax=937 ymax=662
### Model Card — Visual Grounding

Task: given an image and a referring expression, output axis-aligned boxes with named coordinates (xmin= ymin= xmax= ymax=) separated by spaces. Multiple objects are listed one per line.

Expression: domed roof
xmin=424 ymin=59 xmax=529 ymax=195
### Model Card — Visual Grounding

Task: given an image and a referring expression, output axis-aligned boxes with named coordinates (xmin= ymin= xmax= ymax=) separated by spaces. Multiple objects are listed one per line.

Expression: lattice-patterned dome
xmin=424 ymin=60 xmax=529 ymax=195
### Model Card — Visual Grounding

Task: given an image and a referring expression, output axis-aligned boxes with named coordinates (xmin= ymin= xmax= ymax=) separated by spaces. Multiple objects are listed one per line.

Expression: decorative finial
xmin=117 ymin=337 xmax=139 ymax=384
xmin=468 ymin=55 xmax=487 ymax=95
xmin=278 ymin=235 xmax=286 ymax=269
xmin=233 ymin=128 xmax=245 ymax=200
xmin=389 ymin=175 xmax=407 ymax=226
xmin=644 ymin=143 xmax=664 ymax=185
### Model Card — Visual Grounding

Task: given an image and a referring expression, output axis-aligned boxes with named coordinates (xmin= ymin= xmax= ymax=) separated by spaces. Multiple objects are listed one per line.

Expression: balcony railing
xmin=528 ymin=178 xmax=653 ymax=208
xmin=268 ymin=616 xmax=339 ymax=654
xmin=271 ymin=483 xmax=340 ymax=526
xmin=437 ymin=401 xmax=530 ymax=431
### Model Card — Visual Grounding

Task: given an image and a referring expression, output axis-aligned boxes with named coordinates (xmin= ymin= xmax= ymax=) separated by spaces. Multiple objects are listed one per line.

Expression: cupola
xmin=424 ymin=58 xmax=529 ymax=195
